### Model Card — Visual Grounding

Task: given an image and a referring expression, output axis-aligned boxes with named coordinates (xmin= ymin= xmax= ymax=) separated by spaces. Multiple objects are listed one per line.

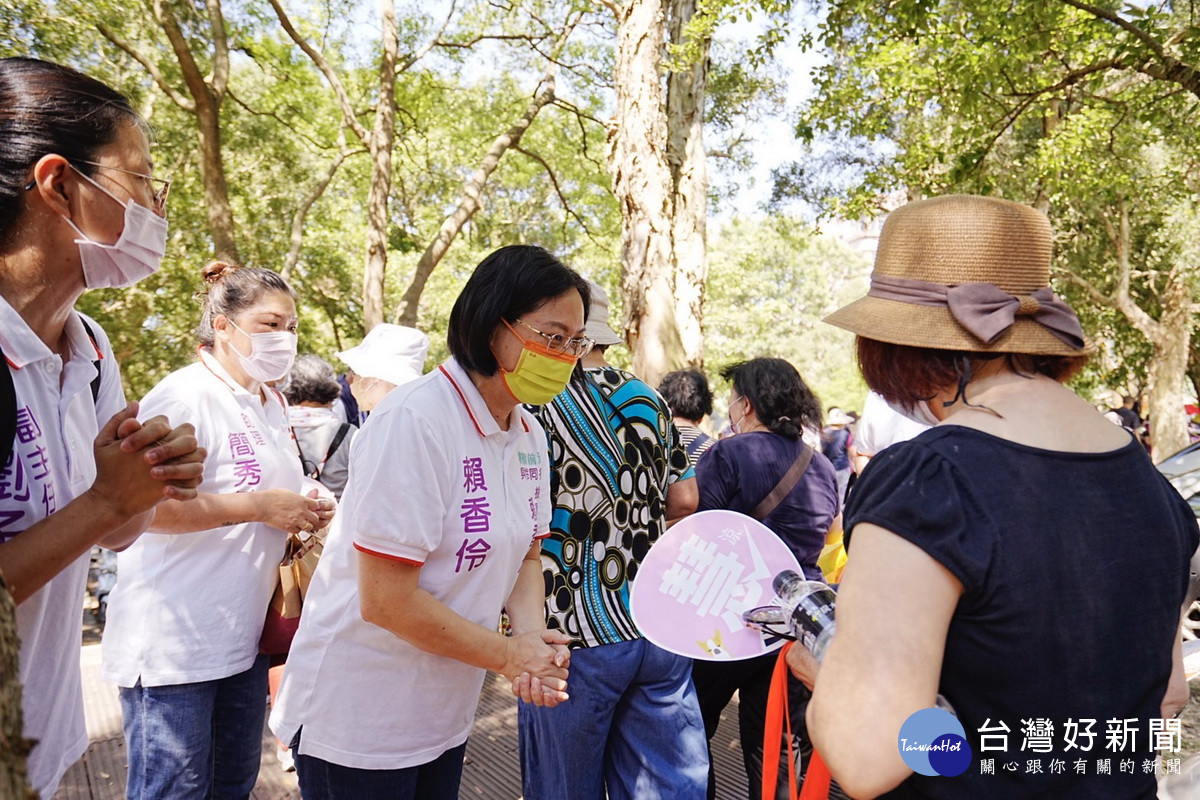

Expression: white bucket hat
xmin=826 ymin=408 xmax=854 ymax=426
xmin=585 ymin=280 xmax=624 ymax=347
xmin=337 ymin=324 xmax=430 ymax=386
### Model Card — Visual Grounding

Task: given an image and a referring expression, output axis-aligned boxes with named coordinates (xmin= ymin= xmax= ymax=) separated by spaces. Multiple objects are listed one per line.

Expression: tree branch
xmin=282 ymin=144 xmax=366 ymax=278
xmin=1062 ymin=269 xmax=1116 ymax=307
xmin=1090 ymin=199 xmax=1163 ymax=339
xmin=266 ymin=0 xmax=370 ymax=145
xmin=1133 ymin=60 xmax=1200 ymax=100
xmin=551 ymin=97 xmax=606 ymax=128
xmin=594 ymin=0 xmax=620 ymax=21
xmin=513 ymin=144 xmax=600 ymax=243
xmin=1060 ymin=0 xmax=1165 ymax=60
xmin=398 ymin=0 xmax=457 ymax=73
xmin=547 ymin=99 xmax=605 ymax=171
xmin=434 ymin=33 xmax=548 ymax=49
xmin=392 ymin=77 xmax=558 ymax=326
xmin=207 ymin=0 xmax=231 ymax=97
xmin=1060 ymin=0 xmax=1200 ymax=99
xmin=1007 ymin=58 xmax=1130 ymax=98
xmin=95 ymin=23 xmax=195 ymax=112
xmin=151 ymin=0 xmax=210 ymax=107
xmin=226 ymin=86 xmax=331 ymax=151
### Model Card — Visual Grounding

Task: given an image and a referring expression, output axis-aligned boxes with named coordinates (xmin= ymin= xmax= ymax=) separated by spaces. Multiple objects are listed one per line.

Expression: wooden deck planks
xmin=55 ymin=645 xmax=748 ymax=800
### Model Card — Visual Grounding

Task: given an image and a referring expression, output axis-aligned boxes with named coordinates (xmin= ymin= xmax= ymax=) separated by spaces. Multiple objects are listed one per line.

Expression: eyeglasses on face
xmin=73 ymin=159 xmax=171 ymax=214
xmin=514 ymin=318 xmax=594 ymax=358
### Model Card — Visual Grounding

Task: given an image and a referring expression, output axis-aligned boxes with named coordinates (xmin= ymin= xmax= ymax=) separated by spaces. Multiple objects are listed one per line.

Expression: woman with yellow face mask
xmin=270 ymin=244 xmax=591 ymax=800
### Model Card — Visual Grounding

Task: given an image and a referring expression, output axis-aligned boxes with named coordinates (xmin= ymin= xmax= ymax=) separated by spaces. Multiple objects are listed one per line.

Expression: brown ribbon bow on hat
xmin=868 ymin=275 xmax=1087 ymax=349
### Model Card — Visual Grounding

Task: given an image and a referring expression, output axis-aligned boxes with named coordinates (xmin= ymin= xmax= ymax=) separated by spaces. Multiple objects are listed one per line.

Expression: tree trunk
xmin=196 ymin=93 xmax=240 ymax=263
xmin=1147 ymin=279 xmax=1192 ymax=461
xmin=393 ymin=79 xmax=556 ymax=327
xmin=0 ymin=575 xmax=35 ymax=799
xmin=1187 ymin=337 xmax=1200 ymax=403
xmin=612 ymin=0 xmax=682 ymax=386
xmin=144 ymin=0 xmax=239 ymax=263
xmin=361 ymin=0 xmax=400 ymax=331
xmin=666 ymin=0 xmax=709 ymax=369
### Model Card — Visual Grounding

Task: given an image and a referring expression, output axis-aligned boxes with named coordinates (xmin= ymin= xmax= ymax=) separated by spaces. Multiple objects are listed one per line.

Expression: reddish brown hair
xmin=856 ymin=337 xmax=1090 ymax=407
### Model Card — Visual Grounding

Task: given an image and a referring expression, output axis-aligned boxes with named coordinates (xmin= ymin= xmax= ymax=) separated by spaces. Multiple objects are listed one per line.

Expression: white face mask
xmin=61 ymin=166 xmax=168 ymax=289
xmin=227 ymin=319 xmax=297 ymax=383
xmin=729 ymin=395 xmax=748 ymax=435
xmin=887 ymin=397 xmax=940 ymax=428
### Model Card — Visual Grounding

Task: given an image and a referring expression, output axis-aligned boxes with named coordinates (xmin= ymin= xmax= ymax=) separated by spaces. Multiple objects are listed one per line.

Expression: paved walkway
xmin=54 ymin=644 xmax=750 ymax=800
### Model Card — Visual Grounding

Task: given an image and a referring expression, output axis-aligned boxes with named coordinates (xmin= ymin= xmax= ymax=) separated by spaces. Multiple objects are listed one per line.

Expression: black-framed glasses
xmin=515 ymin=318 xmax=595 ymax=358
xmin=73 ymin=159 xmax=171 ymax=214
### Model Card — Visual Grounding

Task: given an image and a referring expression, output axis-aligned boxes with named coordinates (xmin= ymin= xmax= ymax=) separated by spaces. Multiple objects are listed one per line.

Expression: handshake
xmin=504 ymin=629 xmax=573 ymax=708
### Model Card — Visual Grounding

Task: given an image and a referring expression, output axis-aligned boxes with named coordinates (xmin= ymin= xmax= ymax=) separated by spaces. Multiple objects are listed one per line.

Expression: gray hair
xmin=282 ymin=354 xmax=341 ymax=405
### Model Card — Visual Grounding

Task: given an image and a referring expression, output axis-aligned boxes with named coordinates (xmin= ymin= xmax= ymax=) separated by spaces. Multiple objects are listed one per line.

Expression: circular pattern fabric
xmin=531 ymin=367 xmax=693 ymax=647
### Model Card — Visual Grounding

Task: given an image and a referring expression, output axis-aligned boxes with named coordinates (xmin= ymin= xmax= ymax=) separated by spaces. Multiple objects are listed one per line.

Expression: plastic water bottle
xmin=774 ymin=569 xmax=959 ymax=715
xmin=773 ymin=569 xmax=838 ymax=662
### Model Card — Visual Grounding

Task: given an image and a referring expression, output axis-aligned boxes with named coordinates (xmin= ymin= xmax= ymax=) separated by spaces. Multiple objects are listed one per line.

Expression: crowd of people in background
xmin=3 ymin=55 xmax=1197 ymax=800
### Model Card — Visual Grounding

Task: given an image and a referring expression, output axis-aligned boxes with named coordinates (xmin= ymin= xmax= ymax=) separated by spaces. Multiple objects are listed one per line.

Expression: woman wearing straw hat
xmin=791 ymin=195 xmax=1197 ymax=799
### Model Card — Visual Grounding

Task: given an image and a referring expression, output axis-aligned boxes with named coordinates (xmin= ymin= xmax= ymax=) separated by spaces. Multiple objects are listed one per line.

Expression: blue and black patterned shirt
xmin=530 ymin=366 xmax=694 ymax=647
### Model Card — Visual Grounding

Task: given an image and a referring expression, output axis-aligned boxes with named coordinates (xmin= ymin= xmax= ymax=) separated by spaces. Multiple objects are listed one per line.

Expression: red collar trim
xmin=0 ymin=315 xmax=104 ymax=370
xmin=439 ymin=364 xmax=487 ymax=437
xmin=438 ymin=363 xmax=530 ymax=436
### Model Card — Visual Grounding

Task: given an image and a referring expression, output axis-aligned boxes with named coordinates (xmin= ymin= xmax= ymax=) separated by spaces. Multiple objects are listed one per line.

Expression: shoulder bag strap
xmin=324 ymin=422 xmax=352 ymax=462
xmin=78 ymin=318 xmax=103 ymax=405
xmin=751 ymin=443 xmax=814 ymax=522
xmin=0 ymin=345 xmax=14 ymax=469
xmin=291 ymin=428 xmax=319 ymax=479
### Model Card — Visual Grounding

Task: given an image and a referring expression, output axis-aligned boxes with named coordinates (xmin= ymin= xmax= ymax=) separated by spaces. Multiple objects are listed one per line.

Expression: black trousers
xmin=692 ymin=653 xmax=849 ymax=800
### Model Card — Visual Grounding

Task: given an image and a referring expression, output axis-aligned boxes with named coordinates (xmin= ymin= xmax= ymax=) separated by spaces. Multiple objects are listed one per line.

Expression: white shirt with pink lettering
xmin=270 ymin=357 xmax=551 ymax=770
xmin=0 ymin=297 xmax=125 ymax=799
xmin=101 ymin=348 xmax=304 ymax=687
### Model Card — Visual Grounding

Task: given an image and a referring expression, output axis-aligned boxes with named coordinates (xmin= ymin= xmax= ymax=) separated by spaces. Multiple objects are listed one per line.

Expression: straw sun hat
xmin=825 ymin=195 xmax=1094 ymax=357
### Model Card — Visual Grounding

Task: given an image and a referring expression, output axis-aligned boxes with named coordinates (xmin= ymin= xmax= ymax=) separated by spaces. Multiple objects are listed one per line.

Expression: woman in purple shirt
xmin=692 ymin=357 xmax=841 ymax=800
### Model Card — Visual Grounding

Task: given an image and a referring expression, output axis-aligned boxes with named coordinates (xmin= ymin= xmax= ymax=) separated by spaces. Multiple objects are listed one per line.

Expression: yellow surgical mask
xmin=499 ymin=320 xmax=578 ymax=405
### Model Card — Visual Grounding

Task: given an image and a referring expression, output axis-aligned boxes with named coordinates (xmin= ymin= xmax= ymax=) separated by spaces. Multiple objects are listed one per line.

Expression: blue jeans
xmin=291 ymin=729 xmax=466 ymax=800
xmin=519 ymin=638 xmax=709 ymax=800
xmin=119 ymin=655 xmax=269 ymax=800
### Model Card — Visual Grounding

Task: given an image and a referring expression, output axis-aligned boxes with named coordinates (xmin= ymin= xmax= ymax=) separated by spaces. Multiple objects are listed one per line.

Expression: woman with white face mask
xmin=0 ymin=57 xmax=206 ymax=799
xmin=101 ymin=261 xmax=336 ymax=800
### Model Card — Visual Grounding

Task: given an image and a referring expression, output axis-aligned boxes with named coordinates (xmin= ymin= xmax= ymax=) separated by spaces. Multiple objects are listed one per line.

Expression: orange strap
xmin=761 ymin=642 xmax=833 ymax=800
xmin=800 ymin=751 xmax=832 ymax=800
xmin=762 ymin=643 xmax=799 ymax=800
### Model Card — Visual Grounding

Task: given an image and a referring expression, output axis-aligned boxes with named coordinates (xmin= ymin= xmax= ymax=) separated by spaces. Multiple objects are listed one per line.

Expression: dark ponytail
xmin=0 ymin=57 xmax=144 ymax=243
xmin=721 ymin=358 xmax=824 ymax=439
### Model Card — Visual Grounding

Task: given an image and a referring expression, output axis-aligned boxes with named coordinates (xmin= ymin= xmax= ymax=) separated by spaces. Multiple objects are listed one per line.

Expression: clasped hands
xmin=503 ymin=629 xmax=573 ymax=708
xmin=90 ymin=402 xmax=206 ymax=518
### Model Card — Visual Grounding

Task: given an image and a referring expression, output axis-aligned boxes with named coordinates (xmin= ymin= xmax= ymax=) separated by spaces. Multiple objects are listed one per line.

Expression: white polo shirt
xmin=270 ymin=357 xmax=551 ymax=770
xmin=854 ymin=391 xmax=930 ymax=458
xmin=101 ymin=348 xmax=303 ymax=687
xmin=0 ymin=296 xmax=125 ymax=799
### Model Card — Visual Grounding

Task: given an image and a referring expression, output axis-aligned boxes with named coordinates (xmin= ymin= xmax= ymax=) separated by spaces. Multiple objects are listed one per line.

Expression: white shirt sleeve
xmin=350 ymin=405 xmax=450 ymax=564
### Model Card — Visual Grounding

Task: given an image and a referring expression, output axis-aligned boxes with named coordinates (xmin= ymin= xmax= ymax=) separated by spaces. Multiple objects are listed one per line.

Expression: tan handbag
xmin=260 ymin=533 xmax=323 ymax=655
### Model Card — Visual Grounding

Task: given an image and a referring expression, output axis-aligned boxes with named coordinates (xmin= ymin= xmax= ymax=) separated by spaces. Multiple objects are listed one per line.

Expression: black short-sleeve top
xmin=845 ymin=426 xmax=1199 ymax=799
